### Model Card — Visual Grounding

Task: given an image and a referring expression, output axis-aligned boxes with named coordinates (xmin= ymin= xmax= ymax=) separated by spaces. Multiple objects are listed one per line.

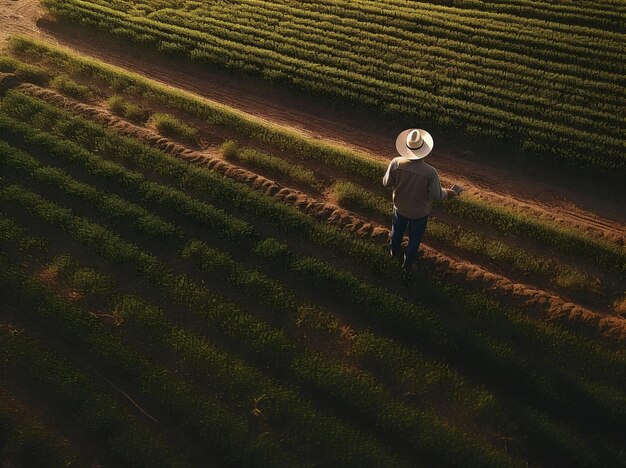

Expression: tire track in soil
xmin=14 ymin=82 xmax=626 ymax=343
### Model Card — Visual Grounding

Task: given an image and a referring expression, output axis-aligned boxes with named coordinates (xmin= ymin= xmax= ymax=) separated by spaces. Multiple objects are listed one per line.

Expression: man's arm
xmin=382 ymin=159 xmax=397 ymax=187
xmin=428 ymin=168 xmax=455 ymax=201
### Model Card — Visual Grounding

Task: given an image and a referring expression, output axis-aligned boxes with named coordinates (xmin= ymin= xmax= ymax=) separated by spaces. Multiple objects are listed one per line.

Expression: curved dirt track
xmin=0 ymin=3 xmax=623 ymax=246
xmin=15 ymin=82 xmax=626 ymax=342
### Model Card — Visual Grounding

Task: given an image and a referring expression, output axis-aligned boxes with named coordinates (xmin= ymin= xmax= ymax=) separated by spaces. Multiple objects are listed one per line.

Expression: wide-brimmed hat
xmin=395 ymin=128 xmax=434 ymax=160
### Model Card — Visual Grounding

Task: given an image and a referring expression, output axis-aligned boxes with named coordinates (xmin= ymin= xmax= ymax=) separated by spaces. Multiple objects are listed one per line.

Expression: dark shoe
xmin=402 ymin=251 xmax=423 ymax=272
xmin=402 ymin=259 xmax=418 ymax=273
xmin=390 ymin=249 xmax=403 ymax=263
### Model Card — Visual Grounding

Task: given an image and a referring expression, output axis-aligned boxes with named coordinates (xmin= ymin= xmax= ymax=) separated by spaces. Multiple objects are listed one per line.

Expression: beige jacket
xmin=382 ymin=157 xmax=447 ymax=219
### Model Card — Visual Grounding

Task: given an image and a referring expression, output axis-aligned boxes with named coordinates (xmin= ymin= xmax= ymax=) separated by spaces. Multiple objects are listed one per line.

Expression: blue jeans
xmin=390 ymin=208 xmax=428 ymax=267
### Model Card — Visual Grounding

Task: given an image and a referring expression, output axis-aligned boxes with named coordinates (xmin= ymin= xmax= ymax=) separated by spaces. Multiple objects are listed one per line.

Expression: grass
xmin=221 ymin=140 xmax=319 ymax=188
xmin=13 ymin=62 xmax=51 ymax=86
xmin=148 ymin=112 xmax=198 ymax=142
xmin=106 ymin=94 xmax=146 ymax=122
xmin=0 ymin=56 xmax=19 ymax=72
xmin=333 ymin=180 xmax=389 ymax=215
xmin=50 ymin=75 xmax=91 ymax=100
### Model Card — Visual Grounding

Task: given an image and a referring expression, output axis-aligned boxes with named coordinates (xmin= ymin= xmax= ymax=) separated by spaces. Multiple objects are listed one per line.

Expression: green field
xmin=1 ymin=34 xmax=625 ymax=467
xmin=40 ymin=0 xmax=626 ymax=179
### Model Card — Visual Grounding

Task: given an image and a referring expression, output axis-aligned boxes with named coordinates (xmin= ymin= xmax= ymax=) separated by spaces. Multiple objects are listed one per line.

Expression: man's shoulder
xmin=422 ymin=161 xmax=438 ymax=176
xmin=387 ymin=156 xmax=403 ymax=168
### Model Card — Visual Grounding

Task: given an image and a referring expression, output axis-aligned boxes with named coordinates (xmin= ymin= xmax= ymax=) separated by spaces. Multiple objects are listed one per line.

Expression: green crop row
xmin=250 ymin=238 xmax=626 ymax=429
xmin=0 ymin=139 xmax=181 ymax=240
xmin=0 ymin=215 xmax=415 ymax=467
xmin=3 ymin=87 xmax=624 ymax=397
xmin=6 ymin=38 xmax=622 ymax=276
xmin=57 ymin=236 xmax=618 ymax=466
xmin=221 ymin=140 xmax=319 ymax=188
xmin=438 ymin=0 xmax=623 ymax=30
xmin=2 ymin=98 xmax=620 ymax=464
xmin=138 ymin=1 xmax=623 ymax=121
xmin=48 ymin=0 xmax=624 ymax=138
xmin=50 ymin=74 xmax=92 ymax=101
xmin=0 ymin=178 xmax=506 ymax=467
xmin=71 ymin=0 xmax=625 ymax=77
xmin=0 ymin=122 xmax=527 ymax=463
xmin=0 ymin=330 xmax=188 ymax=468
xmin=148 ymin=112 xmax=198 ymax=142
xmin=0 ymin=215 xmax=298 ymax=467
xmin=106 ymin=94 xmax=146 ymax=122
xmin=0 ymin=254 xmax=191 ymax=467
xmin=5 ymin=86 xmax=608 ymax=314
xmin=137 ymin=4 xmax=623 ymax=122
xmin=332 ymin=180 xmax=599 ymax=296
xmin=4 ymin=176 xmax=601 ymax=468
xmin=39 ymin=0 xmax=625 ymax=173
xmin=0 ymin=108 xmax=253 ymax=243
xmin=2 ymin=90 xmax=623 ymax=401
xmin=0 ymin=123 xmax=513 ymax=467
xmin=54 ymin=252 xmax=476 ymax=468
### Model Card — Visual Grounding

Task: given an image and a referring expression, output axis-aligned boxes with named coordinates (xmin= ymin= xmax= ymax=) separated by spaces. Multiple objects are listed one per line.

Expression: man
xmin=383 ymin=128 xmax=457 ymax=271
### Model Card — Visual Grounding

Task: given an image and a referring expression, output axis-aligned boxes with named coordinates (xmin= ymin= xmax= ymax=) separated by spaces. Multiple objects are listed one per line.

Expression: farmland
xmin=40 ymin=0 xmax=626 ymax=178
xmin=1 ymin=1 xmax=625 ymax=467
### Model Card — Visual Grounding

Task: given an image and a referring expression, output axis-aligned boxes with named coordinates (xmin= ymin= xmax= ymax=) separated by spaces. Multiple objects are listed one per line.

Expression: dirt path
xmin=0 ymin=4 xmax=623 ymax=247
xmin=0 ymin=0 xmax=41 ymax=41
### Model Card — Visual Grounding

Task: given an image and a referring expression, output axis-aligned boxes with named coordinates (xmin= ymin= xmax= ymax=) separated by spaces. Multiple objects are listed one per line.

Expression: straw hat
xmin=395 ymin=128 xmax=434 ymax=160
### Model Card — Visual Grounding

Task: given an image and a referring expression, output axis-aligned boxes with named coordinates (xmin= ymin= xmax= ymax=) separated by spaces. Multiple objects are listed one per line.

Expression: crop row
xmin=2 ymin=104 xmax=620 ymax=462
xmin=0 ymin=168 xmax=511 ymax=467
xmin=2 ymin=89 xmax=624 ymax=395
xmin=10 ymin=36 xmax=623 ymax=274
xmin=139 ymin=0 xmax=623 ymax=82
xmin=443 ymin=0 xmax=624 ymax=30
xmin=0 ymin=176 xmax=617 ymax=468
xmin=2 ymin=122 xmax=622 ymax=449
xmin=0 ymin=193 xmax=381 ymax=467
xmin=141 ymin=5 xmax=622 ymax=134
xmin=3 ymin=76 xmax=622 ymax=279
xmin=332 ymin=180 xmax=598 ymax=297
xmin=47 ymin=245 xmax=614 ymax=463
xmin=2 ymin=92 xmax=624 ymax=395
xmin=92 ymin=0 xmax=624 ymax=71
xmin=0 ymin=226 xmax=194 ymax=467
xmin=45 ymin=0 xmax=624 ymax=126
xmin=39 ymin=3 xmax=625 ymax=171
xmin=289 ymin=0 xmax=624 ymax=42
xmin=150 ymin=2 xmax=620 ymax=116
xmin=0 ymin=212 xmax=419 ymax=467
xmin=0 ymin=140 xmax=181 ymax=240
xmin=3 ymin=114 xmax=508 ymax=464
xmin=0 ymin=98 xmax=535 ymax=464
xmin=221 ymin=140 xmax=320 ymax=189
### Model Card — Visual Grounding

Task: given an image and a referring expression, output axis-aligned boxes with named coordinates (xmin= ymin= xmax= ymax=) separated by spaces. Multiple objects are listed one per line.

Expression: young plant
xmin=148 ymin=112 xmax=198 ymax=142
xmin=50 ymin=75 xmax=91 ymax=100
